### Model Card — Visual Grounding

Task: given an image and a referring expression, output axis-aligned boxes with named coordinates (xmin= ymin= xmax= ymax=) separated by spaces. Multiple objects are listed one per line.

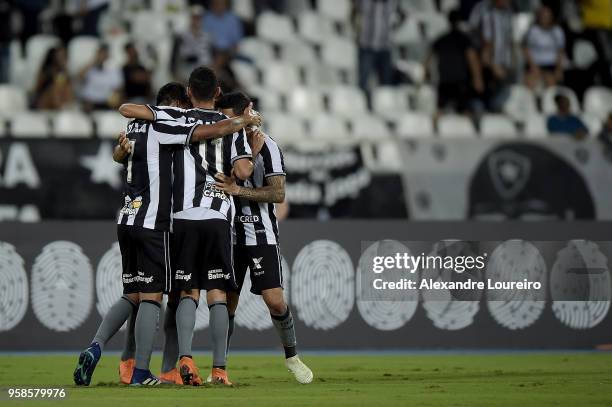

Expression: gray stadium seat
xmin=256 ymin=12 xmax=296 ymax=44
xmin=374 ymin=140 xmax=403 ymax=171
xmin=414 ymin=85 xmax=437 ymax=114
xmin=262 ymin=62 xmax=301 ymax=91
xmin=328 ymin=86 xmax=368 ymax=117
xmin=52 ymin=111 xmax=94 ymax=138
xmin=542 ymin=86 xmax=581 ymax=114
xmin=321 ymin=38 xmax=357 ymax=71
xmin=513 ymin=13 xmax=533 ymax=43
xmin=309 ymin=114 xmax=350 ymax=140
xmin=480 ymin=114 xmax=518 ymax=138
xmin=93 ymin=111 xmax=130 ymax=139
xmin=304 ymin=64 xmax=342 ymax=88
xmin=131 ymin=11 xmax=170 ymax=42
xmin=232 ymin=0 xmax=255 ymax=21
xmin=238 ymin=38 xmax=275 ymax=67
xmin=25 ymin=35 xmax=60 ymax=90
xmin=524 ymin=115 xmax=548 ymax=138
xmin=265 ymin=114 xmax=307 ymax=145
xmin=401 ymin=0 xmax=436 ymax=14
xmin=394 ymin=113 xmax=434 ymax=138
xmin=231 ymin=60 xmax=259 ymax=89
xmin=318 ymin=0 xmax=351 ymax=22
xmin=581 ymin=114 xmax=603 ymax=136
xmin=0 ymin=85 xmax=28 ymax=113
xmin=297 ymin=12 xmax=335 ymax=45
xmin=572 ymin=40 xmax=597 ymax=69
xmin=503 ymin=85 xmax=537 ymax=122
xmin=372 ymin=86 xmax=411 ymax=119
xmin=280 ymin=41 xmax=318 ymax=67
xmin=350 ymin=116 xmax=390 ymax=142
xmin=287 ymin=87 xmax=325 ymax=116
xmin=393 ymin=18 xmax=422 ymax=44
xmin=10 ymin=112 xmax=50 ymax=138
xmin=248 ymin=87 xmax=283 ymax=112
xmin=437 ymin=114 xmax=477 ymax=138
xmin=583 ymin=86 xmax=612 ymax=120
xmin=68 ymin=36 xmax=100 ymax=75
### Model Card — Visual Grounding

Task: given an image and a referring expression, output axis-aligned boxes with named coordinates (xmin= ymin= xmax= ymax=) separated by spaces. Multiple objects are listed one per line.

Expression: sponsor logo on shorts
xmin=208 ymin=268 xmax=230 ymax=280
xmin=252 ymin=257 xmax=263 ymax=269
xmin=122 ymin=271 xmax=153 ymax=284
xmin=175 ymin=269 xmax=192 ymax=282
xmin=235 ymin=215 xmax=261 ymax=223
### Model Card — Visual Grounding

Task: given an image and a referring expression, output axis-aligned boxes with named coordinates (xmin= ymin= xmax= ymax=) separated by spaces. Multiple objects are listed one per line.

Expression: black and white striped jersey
xmin=148 ymin=105 xmax=252 ymax=221
xmin=117 ymin=118 xmax=197 ymax=231
xmin=234 ymin=134 xmax=286 ymax=246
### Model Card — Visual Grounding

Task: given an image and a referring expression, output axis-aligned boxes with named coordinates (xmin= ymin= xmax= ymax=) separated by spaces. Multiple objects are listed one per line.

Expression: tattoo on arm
xmin=235 ymin=176 xmax=285 ymax=203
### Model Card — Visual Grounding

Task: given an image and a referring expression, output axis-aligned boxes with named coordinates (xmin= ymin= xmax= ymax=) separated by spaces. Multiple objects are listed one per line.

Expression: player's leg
xmin=119 ymin=302 xmax=138 ymax=384
xmin=74 ymin=226 xmax=138 ymax=386
xmin=225 ymin=245 xmax=250 ymax=357
xmin=172 ymin=219 xmax=203 ymax=385
xmin=129 ymin=228 xmax=168 ymax=386
xmin=207 ymin=288 xmax=231 ymax=384
xmin=252 ymin=245 xmax=313 ymax=384
xmin=159 ymin=291 xmax=182 ymax=384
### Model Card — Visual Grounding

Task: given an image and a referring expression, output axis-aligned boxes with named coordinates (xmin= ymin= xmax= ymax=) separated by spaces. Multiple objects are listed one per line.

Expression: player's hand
xmin=118 ymin=131 xmax=131 ymax=154
xmin=243 ymin=103 xmax=262 ymax=127
xmin=250 ymin=128 xmax=265 ymax=158
xmin=214 ymin=173 xmax=240 ymax=195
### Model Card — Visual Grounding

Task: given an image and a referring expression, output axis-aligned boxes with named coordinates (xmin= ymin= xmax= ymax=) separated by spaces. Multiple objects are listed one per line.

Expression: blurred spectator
xmin=78 ymin=44 xmax=123 ymax=111
xmin=0 ymin=0 xmax=11 ymax=83
xmin=122 ymin=42 xmax=152 ymax=103
xmin=171 ymin=5 xmax=213 ymax=82
xmin=75 ymin=0 xmax=110 ymax=36
xmin=481 ymin=0 xmax=515 ymax=112
xmin=599 ymin=112 xmax=612 ymax=151
xmin=425 ymin=9 xmax=484 ymax=115
xmin=546 ymin=93 xmax=588 ymax=138
xmin=353 ymin=0 xmax=405 ymax=91
xmin=203 ymin=0 xmax=243 ymax=52
xmin=33 ymin=46 xmax=73 ymax=109
xmin=579 ymin=0 xmax=612 ymax=87
xmin=17 ymin=0 xmax=48 ymax=49
xmin=523 ymin=6 xmax=565 ymax=90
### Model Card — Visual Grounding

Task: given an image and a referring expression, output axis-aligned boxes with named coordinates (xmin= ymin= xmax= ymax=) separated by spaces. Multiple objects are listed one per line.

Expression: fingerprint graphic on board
xmin=0 ymin=242 xmax=28 ymax=332
xmin=31 ymin=241 xmax=93 ymax=332
xmin=551 ymin=240 xmax=610 ymax=329
xmin=421 ymin=240 xmax=482 ymax=330
xmin=357 ymin=240 xmax=418 ymax=331
xmin=236 ymin=256 xmax=291 ymax=331
xmin=96 ymin=242 xmax=123 ymax=317
xmin=292 ymin=240 xmax=354 ymax=330
xmin=486 ymin=240 xmax=546 ymax=330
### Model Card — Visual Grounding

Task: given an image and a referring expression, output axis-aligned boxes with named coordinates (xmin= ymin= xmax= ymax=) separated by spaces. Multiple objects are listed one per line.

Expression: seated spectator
xmin=203 ymin=0 xmax=243 ymax=53
xmin=171 ymin=5 xmax=213 ymax=82
xmin=546 ymin=94 xmax=588 ymax=139
xmin=78 ymin=44 xmax=123 ymax=111
xmin=599 ymin=112 xmax=612 ymax=151
xmin=481 ymin=0 xmax=515 ymax=112
xmin=33 ymin=46 xmax=74 ymax=110
xmin=76 ymin=0 xmax=110 ymax=37
xmin=425 ymin=9 xmax=484 ymax=116
xmin=523 ymin=6 xmax=565 ymax=90
xmin=122 ymin=42 xmax=152 ymax=103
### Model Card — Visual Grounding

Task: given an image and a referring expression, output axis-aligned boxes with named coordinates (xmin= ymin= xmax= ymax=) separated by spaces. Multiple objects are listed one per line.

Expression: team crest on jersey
xmin=119 ymin=196 xmax=143 ymax=216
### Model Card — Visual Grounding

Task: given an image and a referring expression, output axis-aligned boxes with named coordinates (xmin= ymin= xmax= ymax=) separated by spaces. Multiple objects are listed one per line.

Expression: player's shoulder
xmin=188 ymin=108 xmax=226 ymax=121
xmin=263 ymin=133 xmax=282 ymax=152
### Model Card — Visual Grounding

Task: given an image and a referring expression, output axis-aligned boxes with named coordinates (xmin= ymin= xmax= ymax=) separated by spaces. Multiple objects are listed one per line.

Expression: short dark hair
xmin=448 ymin=9 xmax=462 ymax=26
xmin=216 ymin=91 xmax=251 ymax=116
xmin=156 ymin=82 xmax=191 ymax=107
xmin=554 ymin=93 xmax=569 ymax=105
xmin=188 ymin=66 xmax=218 ymax=101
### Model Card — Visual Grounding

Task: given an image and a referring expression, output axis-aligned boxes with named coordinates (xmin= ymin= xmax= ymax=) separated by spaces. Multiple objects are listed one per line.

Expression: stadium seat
xmin=524 ymin=115 xmax=548 ymax=138
xmin=503 ymin=85 xmax=537 ymax=122
xmin=513 ymin=13 xmax=533 ymax=43
xmin=304 ymin=64 xmax=342 ymax=88
xmin=150 ymin=0 xmax=188 ymax=13
xmin=256 ymin=12 xmax=296 ymax=44
xmin=106 ymin=34 xmax=131 ymax=69
xmin=285 ymin=0 xmax=311 ymax=17
xmin=0 ymin=119 xmax=6 ymax=137
xmin=401 ymin=0 xmax=436 ymax=13
xmin=374 ymin=140 xmax=402 ymax=171
xmin=414 ymin=85 xmax=437 ymax=114
xmin=238 ymin=38 xmax=275 ymax=67
xmin=542 ymin=86 xmax=580 ymax=114
xmin=322 ymin=38 xmax=357 ymax=71
xmin=24 ymin=35 xmax=60 ymax=90
xmin=480 ymin=114 xmax=517 ymax=138
xmin=573 ymin=40 xmax=598 ymax=69
xmin=0 ymin=85 xmax=28 ymax=113
xmin=350 ymin=115 xmax=390 ymax=141
xmin=318 ymin=0 xmax=351 ymax=22
xmin=287 ymin=88 xmax=325 ymax=116
xmin=93 ymin=111 xmax=129 ymax=139
xmin=231 ymin=60 xmax=259 ymax=89
xmin=265 ymin=114 xmax=307 ymax=145
xmin=583 ymin=87 xmax=612 ymax=120
xmin=297 ymin=12 xmax=335 ymax=45
xmin=440 ymin=0 xmax=460 ymax=13
xmin=131 ymin=11 xmax=170 ymax=42
xmin=10 ymin=113 xmax=50 ymax=138
xmin=581 ymin=114 xmax=603 ymax=136
xmin=309 ymin=114 xmax=350 ymax=140
xmin=232 ymin=0 xmax=255 ymax=21
xmin=280 ymin=41 xmax=318 ymax=67
xmin=68 ymin=36 xmax=100 ymax=74
xmin=372 ymin=86 xmax=411 ymax=119
xmin=328 ymin=86 xmax=368 ymax=117
xmin=52 ymin=111 xmax=94 ymax=138
xmin=437 ymin=115 xmax=477 ymax=138
xmin=394 ymin=113 xmax=434 ymax=138
xmin=393 ymin=18 xmax=422 ymax=43
xmin=262 ymin=62 xmax=301 ymax=91
xmin=419 ymin=13 xmax=449 ymax=40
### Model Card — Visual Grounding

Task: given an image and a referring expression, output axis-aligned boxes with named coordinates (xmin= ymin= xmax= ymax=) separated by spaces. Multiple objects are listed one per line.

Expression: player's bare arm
xmin=118 ymin=103 xmax=262 ymax=141
xmin=112 ymin=131 xmax=131 ymax=163
xmin=215 ymin=174 xmax=285 ymax=203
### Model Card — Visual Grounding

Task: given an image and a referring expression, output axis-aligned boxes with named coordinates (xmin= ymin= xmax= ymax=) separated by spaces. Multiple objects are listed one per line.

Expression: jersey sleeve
xmin=150 ymin=121 xmax=197 ymax=145
xmin=230 ymin=128 xmax=252 ymax=164
xmin=262 ymin=138 xmax=286 ymax=177
xmin=146 ymin=105 xmax=189 ymax=121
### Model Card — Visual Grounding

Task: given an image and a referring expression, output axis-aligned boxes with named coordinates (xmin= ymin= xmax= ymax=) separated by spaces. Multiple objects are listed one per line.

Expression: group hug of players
xmin=72 ymin=66 xmax=313 ymax=386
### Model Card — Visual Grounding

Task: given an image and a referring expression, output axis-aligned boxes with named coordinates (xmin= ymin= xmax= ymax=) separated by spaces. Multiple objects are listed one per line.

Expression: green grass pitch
xmin=1 ymin=353 xmax=611 ymax=406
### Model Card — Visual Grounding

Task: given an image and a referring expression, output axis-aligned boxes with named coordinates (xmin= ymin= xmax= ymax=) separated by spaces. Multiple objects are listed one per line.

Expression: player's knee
xmin=181 ymin=289 xmax=199 ymax=302
xmin=265 ymin=297 xmax=287 ymax=316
